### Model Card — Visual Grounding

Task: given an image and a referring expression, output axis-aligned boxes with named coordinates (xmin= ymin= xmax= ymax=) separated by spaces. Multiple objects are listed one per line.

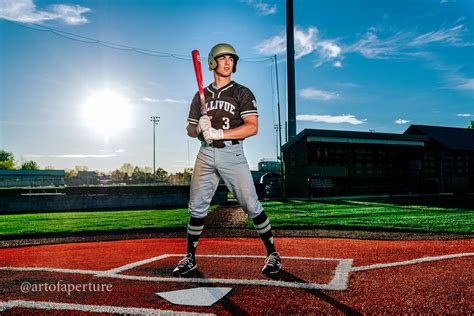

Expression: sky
xmin=0 ymin=0 xmax=473 ymax=173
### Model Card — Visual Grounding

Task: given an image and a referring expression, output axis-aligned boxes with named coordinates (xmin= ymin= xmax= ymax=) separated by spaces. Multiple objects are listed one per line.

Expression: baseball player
xmin=173 ymin=43 xmax=281 ymax=277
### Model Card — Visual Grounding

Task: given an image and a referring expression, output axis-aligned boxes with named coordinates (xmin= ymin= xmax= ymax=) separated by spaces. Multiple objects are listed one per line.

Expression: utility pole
xmin=150 ymin=116 xmax=160 ymax=182
xmin=286 ymin=0 xmax=296 ymax=141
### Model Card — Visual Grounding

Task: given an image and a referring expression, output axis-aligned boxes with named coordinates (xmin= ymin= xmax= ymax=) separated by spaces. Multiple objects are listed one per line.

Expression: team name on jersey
xmin=206 ymin=100 xmax=235 ymax=115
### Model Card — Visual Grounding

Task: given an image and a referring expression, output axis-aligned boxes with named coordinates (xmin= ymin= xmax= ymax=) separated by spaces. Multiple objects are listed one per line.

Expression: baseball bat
xmin=191 ymin=50 xmax=207 ymax=115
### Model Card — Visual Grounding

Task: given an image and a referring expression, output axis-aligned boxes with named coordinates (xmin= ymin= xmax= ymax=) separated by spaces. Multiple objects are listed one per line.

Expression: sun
xmin=81 ymin=90 xmax=133 ymax=139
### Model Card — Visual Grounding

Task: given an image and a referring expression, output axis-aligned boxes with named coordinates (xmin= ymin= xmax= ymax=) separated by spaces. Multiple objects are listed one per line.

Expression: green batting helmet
xmin=208 ymin=43 xmax=239 ymax=73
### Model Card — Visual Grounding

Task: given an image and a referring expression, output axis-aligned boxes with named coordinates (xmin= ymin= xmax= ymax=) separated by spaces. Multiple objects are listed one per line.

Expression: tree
xmin=110 ymin=169 xmax=127 ymax=182
xmin=119 ymin=163 xmax=135 ymax=177
xmin=75 ymin=165 xmax=89 ymax=172
xmin=155 ymin=167 xmax=168 ymax=182
xmin=0 ymin=150 xmax=15 ymax=170
xmin=65 ymin=169 xmax=78 ymax=179
xmin=167 ymin=168 xmax=193 ymax=185
xmin=468 ymin=121 xmax=474 ymax=129
xmin=183 ymin=168 xmax=193 ymax=183
xmin=131 ymin=166 xmax=145 ymax=183
xmin=167 ymin=172 xmax=184 ymax=184
xmin=21 ymin=160 xmax=40 ymax=170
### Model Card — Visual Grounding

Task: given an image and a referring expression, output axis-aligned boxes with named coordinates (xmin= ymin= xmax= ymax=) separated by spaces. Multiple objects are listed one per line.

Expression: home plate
xmin=156 ymin=287 xmax=233 ymax=306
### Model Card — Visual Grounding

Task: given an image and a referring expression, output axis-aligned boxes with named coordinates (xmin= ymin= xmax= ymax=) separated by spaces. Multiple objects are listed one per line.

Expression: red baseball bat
xmin=191 ymin=50 xmax=207 ymax=115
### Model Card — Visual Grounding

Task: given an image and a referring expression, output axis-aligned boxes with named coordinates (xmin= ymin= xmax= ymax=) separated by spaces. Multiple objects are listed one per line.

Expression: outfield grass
xmin=0 ymin=197 xmax=472 ymax=237
xmin=258 ymin=198 xmax=474 ymax=234
xmin=0 ymin=208 xmax=190 ymax=237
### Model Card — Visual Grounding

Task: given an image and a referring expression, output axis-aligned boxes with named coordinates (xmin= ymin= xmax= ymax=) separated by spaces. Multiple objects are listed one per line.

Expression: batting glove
xmin=196 ymin=115 xmax=212 ymax=134
xmin=203 ymin=127 xmax=224 ymax=142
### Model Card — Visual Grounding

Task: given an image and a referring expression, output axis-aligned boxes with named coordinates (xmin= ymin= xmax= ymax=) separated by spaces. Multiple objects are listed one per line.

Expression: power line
xmin=4 ymin=20 xmax=273 ymax=62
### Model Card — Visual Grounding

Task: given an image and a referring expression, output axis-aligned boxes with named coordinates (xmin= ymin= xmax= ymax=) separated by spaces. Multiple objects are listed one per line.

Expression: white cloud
xmin=395 ymin=119 xmax=411 ymax=124
xmin=452 ymin=78 xmax=474 ymax=91
xmin=299 ymin=88 xmax=340 ymax=101
xmin=50 ymin=154 xmax=117 ymax=158
xmin=0 ymin=0 xmax=91 ymax=25
xmin=347 ymin=31 xmax=413 ymax=60
xmin=161 ymin=98 xmax=188 ymax=104
xmin=409 ymin=25 xmax=472 ymax=47
xmin=141 ymin=97 xmax=160 ymax=103
xmin=348 ymin=24 xmax=473 ymax=60
xmin=140 ymin=97 xmax=187 ymax=104
xmin=26 ymin=153 xmax=117 ymax=158
xmin=336 ymin=82 xmax=361 ymax=88
xmin=241 ymin=0 xmax=277 ymax=15
xmin=333 ymin=61 xmax=342 ymax=68
xmin=256 ymin=33 xmax=287 ymax=56
xmin=115 ymin=149 xmax=126 ymax=153
xmin=294 ymin=27 xmax=318 ymax=59
xmin=297 ymin=114 xmax=367 ymax=125
xmin=256 ymin=26 xmax=342 ymax=67
xmin=457 ymin=114 xmax=472 ymax=117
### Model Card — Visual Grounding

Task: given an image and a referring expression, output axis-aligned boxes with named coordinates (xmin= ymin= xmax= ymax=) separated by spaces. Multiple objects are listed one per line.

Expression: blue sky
xmin=0 ymin=0 xmax=473 ymax=173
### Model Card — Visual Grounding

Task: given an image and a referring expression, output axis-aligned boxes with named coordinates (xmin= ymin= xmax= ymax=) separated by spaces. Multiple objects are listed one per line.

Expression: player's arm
xmin=222 ymin=115 xmax=258 ymax=139
xmin=187 ymin=123 xmax=199 ymax=138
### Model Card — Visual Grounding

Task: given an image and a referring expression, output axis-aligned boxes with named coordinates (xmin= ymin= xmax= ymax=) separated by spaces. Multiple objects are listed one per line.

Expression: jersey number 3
xmin=222 ymin=117 xmax=230 ymax=130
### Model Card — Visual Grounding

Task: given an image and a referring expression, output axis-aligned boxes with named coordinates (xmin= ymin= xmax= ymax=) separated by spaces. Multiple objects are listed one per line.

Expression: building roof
xmin=0 ymin=170 xmax=65 ymax=176
xmin=404 ymin=124 xmax=474 ymax=151
xmin=281 ymin=128 xmax=429 ymax=151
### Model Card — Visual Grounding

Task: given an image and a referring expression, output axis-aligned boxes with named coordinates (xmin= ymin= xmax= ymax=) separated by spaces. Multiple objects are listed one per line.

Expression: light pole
xmin=274 ymin=54 xmax=285 ymax=198
xmin=274 ymin=124 xmax=279 ymax=159
xmin=150 ymin=116 xmax=160 ymax=182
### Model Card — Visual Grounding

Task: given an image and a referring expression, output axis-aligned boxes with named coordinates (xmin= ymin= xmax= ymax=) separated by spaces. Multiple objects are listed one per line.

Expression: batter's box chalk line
xmin=0 ymin=300 xmax=214 ymax=315
xmin=1 ymin=253 xmax=473 ymax=292
xmin=99 ymin=254 xmax=354 ymax=291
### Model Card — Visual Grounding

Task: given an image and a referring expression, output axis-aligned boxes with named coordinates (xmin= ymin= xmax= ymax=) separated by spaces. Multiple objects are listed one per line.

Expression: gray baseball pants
xmin=188 ymin=141 xmax=263 ymax=219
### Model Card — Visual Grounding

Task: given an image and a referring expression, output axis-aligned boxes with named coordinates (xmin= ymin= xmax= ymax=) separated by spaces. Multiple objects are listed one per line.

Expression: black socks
xmin=186 ymin=212 xmax=276 ymax=258
xmin=252 ymin=211 xmax=276 ymax=255
xmin=186 ymin=216 xmax=205 ymax=257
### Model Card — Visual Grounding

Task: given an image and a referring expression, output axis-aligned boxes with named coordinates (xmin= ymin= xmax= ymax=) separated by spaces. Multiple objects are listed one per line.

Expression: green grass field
xmin=0 ymin=196 xmax=472 ymax=237
xmin=258 ymin=198 xmax=474 ymax=234
xmin=0 ymin=208 xmax=190 ymax=238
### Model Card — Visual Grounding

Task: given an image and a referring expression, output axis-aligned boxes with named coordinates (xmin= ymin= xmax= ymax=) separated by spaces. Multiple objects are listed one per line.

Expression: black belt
xmin=210 ymin=140 xmax=240 ymax=148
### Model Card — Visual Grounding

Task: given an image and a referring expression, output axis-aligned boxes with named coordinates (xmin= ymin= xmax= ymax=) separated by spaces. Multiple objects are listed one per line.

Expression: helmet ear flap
xmin=208 ymin=54 xmax=217 ymax=71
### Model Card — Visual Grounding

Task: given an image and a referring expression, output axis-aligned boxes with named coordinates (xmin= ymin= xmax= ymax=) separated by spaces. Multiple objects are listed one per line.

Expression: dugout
xmin=281 ymin=129 xmax=428 ymax=197
xmin=0 ymin=170 xmax=65 ymax=188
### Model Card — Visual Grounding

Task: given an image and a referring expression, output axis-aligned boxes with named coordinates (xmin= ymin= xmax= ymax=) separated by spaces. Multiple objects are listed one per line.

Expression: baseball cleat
xmin=262 ymin=252 xmax=281 ymax=275
xmin=172 ymin=253 xmax=197 ymax=277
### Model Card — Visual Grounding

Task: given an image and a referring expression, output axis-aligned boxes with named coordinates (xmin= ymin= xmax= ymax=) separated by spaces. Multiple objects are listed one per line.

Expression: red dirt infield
xmin=0 ymin=237 xmax=472 ymax=314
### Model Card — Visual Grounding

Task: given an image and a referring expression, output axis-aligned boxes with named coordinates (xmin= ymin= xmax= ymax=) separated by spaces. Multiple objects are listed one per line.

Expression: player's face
xmin=215 ymin=55 xmax=234 ymax=77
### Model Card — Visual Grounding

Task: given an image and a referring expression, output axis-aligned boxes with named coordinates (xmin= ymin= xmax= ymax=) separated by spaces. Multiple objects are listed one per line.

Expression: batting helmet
xmin=208 ymin=43 xmax=239 ymax=73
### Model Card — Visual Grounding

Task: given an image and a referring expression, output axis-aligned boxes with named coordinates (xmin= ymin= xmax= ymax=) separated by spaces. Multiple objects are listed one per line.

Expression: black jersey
xmin=187 ymin=81 xmax=258 ymax=134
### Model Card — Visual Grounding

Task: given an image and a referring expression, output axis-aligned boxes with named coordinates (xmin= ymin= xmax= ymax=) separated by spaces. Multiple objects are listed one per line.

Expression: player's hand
xmin=203 ymin=127 xmax=224 ymax=142
xmin=196 ymin=115 xmax=212 ymax=134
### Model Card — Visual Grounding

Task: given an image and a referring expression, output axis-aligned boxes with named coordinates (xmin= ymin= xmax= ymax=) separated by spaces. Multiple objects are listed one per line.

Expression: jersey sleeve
xmin=187 ymin=92 xmax=200 ymax=125
xmin=239 ymin=87 xmax=258 ymax=119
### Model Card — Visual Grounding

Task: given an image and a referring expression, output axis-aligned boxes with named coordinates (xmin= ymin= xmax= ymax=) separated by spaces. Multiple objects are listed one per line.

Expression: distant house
xmin=404 ymin=125 xmax=474 ymax=193
xmin=0 ymin=170 xmax=65 ymax=187
xmin=67 ymin=171 xmax=99 ymax=186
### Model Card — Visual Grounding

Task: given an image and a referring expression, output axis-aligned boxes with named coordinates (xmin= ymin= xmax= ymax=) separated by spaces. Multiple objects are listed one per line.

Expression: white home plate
xmin=156 ymin=287 xmax=232 ymax=307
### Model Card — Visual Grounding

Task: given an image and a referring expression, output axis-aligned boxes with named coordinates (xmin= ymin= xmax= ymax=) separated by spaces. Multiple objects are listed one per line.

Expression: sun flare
xmin=81 ymin=90 xmax=133 ymax=139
